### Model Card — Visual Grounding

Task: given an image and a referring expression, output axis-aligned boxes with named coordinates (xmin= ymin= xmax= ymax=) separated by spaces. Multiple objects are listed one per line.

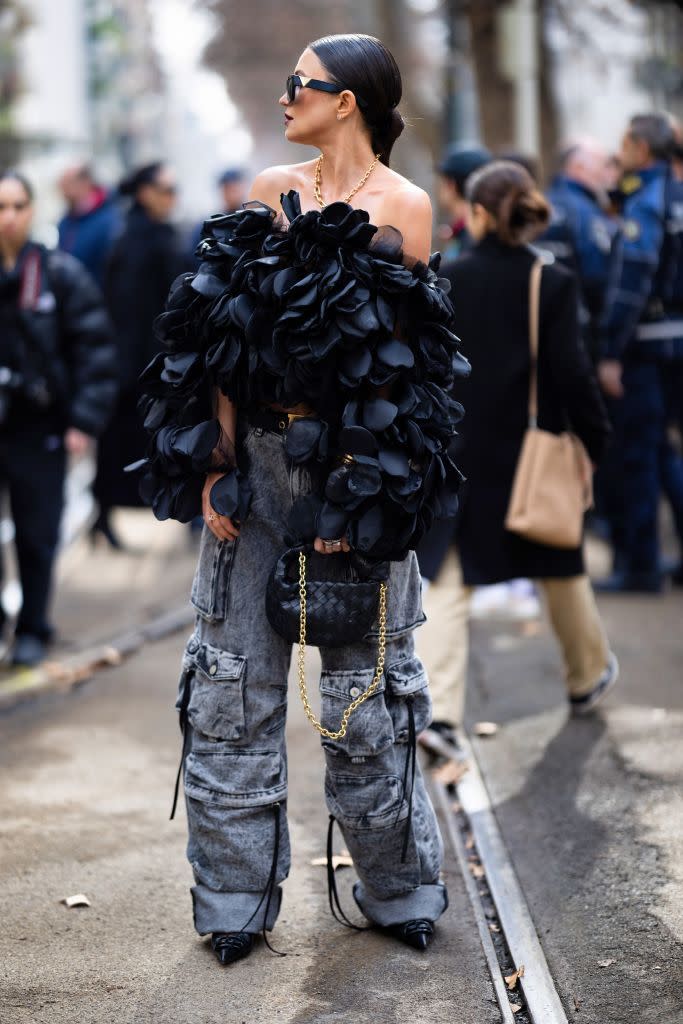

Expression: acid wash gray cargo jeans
xmin=175 ymin=413 xmax=448 ymax=937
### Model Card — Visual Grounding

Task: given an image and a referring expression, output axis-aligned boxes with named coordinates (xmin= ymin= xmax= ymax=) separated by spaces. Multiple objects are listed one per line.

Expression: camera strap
xmin=19 ymin=247 xmax=42 ymax=310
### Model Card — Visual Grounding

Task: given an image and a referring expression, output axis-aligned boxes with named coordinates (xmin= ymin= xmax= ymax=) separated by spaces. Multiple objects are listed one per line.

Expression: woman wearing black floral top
xmin=137 ymin=34 xmax=468 ymax=966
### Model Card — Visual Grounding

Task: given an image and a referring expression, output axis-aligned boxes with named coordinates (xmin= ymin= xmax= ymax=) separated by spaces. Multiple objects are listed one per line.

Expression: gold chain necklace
xmin=314 ymin=153 xmax=381 ymax=209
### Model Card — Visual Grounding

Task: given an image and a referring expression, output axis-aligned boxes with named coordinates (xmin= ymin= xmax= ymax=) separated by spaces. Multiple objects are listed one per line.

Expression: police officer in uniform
xmin=595 ymin=114 xmax=683 ymax=593
xmin=540 ymin=138 xmax=616 ymax=362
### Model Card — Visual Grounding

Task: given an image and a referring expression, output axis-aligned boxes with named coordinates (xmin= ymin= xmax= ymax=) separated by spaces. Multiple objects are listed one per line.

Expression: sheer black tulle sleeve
xmin=136 ymin=189 xmax=470 ymax=556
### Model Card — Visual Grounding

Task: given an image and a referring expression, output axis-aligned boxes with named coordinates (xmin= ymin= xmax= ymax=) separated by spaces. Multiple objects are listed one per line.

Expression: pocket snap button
xmin=278 ymin=419 xmax=287 ymax=430
xmin=209 ymin=663 xmax=218 ymax=676
xmin=349 ymin=686 xmax=361 ymax=698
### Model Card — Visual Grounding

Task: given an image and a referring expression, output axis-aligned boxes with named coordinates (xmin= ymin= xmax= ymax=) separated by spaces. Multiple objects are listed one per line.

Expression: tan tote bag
xmin=504 ymin=257 xmax=593 ymax=549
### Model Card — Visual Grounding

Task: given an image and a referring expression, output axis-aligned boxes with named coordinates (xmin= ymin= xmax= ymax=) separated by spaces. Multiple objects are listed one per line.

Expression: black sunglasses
xmin=285 ymin=74 xmax=367 ymax=109
xmin=286 ymin=74 xmax=343 ymax=104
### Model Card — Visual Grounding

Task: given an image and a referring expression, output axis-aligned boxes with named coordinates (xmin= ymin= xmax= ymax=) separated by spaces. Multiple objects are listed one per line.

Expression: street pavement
xmin=465 ymin=549 xmax=683 ymax=1023
xmin=0 ymin=513 xmax=498 ymax=1024
xmin=0 ymin=515 xmax=681 ymax=1023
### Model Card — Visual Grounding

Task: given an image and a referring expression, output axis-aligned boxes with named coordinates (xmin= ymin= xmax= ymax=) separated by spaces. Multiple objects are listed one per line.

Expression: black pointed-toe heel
xmin=210 ymin=931 xmax=254 ymax=965
xmin=385 ymin=919 xmax=434 ymax=951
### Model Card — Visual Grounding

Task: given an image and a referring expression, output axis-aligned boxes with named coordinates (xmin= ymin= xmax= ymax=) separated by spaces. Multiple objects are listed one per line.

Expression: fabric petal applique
xmin=137 ymin=190 xmax=467 ymax=558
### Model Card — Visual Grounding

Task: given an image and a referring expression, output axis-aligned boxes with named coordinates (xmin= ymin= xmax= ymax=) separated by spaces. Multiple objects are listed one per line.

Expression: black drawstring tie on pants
xmin=326 ymin=815 xmax=369 ymax=931
xmin=394 ymin=695 xmax=417 ymax=863
xmin=170 ymin=672 xmax=192 ymax=821
xmin=239 ymin=801 xmax=286 ymax=956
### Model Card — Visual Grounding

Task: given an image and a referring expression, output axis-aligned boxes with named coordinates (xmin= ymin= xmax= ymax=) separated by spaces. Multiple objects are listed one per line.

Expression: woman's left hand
xmin=314 ymin=536 xmax=351 ymax=555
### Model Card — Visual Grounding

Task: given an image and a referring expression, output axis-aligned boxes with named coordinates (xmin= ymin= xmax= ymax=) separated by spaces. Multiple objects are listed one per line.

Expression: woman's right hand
xmin=202 ymin=471 xmax=240 ymax=542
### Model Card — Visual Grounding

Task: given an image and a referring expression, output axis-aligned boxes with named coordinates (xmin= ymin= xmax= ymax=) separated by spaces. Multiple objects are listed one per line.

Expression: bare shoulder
xmin=377 ymin=176 xmax=433 ymax=262
xmin=248 ymin=161 xmax=315 ymax=210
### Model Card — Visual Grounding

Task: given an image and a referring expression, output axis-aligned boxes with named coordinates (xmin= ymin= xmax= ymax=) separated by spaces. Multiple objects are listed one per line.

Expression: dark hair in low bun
xmin=374 ymin=107 xmax=405 ymax=166
xmin=466 ymin=160 xmax=550 ymax=245
xmin=309 ymin=33 xmax=403 ymax=167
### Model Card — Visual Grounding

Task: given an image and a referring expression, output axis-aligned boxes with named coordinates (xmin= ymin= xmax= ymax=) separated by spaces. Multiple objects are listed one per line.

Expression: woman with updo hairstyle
xmin=138 ymin=34 xmax=470 ymax=964
xmin=417 ymin=160 xmax=616 ymax=754
xmin=93 ymin=162 xmax=185 ymax=548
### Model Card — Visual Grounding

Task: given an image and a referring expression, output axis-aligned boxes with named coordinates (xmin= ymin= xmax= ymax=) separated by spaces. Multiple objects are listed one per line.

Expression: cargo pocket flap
xmin=385 ymin=654 xmax=428 ymax=697
xmin=189 ymin=640 xmax=245 ymax=681
xmin=325 ymin=772 xmax=402 ymax=829
xmin=184 ymin=640 xmax=247 ymax=742
xmin=319 ymin=667 xmax=386 ymax=699
xmin=184 ymin=749 xmax=285 ymax=808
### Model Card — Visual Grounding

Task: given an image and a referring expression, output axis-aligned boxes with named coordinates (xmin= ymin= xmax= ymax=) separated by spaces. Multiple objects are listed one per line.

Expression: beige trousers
xmin=417 ymin=546 xmax=611 ymax=726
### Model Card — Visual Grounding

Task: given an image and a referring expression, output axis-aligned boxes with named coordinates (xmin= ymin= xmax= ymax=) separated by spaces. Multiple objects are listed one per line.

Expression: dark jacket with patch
xmin=601 ymin=162 xmax=683 ymax=360
xmin=0 ymin=242 xmax=117 ymax=437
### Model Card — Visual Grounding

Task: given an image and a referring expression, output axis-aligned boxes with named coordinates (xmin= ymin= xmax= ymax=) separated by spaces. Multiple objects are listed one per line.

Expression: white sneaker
xmin=570 ymin=653 xmax=619 ymax=715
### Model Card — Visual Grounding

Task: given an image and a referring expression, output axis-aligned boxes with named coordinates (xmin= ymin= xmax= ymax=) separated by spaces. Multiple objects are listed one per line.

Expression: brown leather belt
xmin=246 ymin=406 xmax=315 ymax=434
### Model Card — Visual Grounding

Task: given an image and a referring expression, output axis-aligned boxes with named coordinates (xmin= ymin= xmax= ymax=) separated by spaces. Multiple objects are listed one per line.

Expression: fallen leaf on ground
xmin=510 ymin=1004 xmax=522 ymax=1014
xmin=474 ymin=721 xmax=499 ymax=737
xmin=597 ymin=958 xmax=616 ymax=968
xmin=60 ymin=893 xmax=91 ymax=908
xmin=432 ymin=759 xmax=469 ymax=786
xmin=489 ymin=923 xmax=501 ymax=933
xmin=505 ymin=965 xmax=525 ymax=990
xmin=469 ymin=862 xmax=485 ymax=879
xmin=465 ymin=832 xmax=475 ymax=850
xmin=310 ymin=855 xmax=353 ymax=870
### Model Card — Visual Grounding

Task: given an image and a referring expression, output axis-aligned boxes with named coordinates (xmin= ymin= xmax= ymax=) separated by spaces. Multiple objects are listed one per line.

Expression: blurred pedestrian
xmin=0 ymin=170 xmax=116 ymax=665
xmin=57 ymin=163 xmax=121 ymax=287
xmin=187 ymin=167 xmax=248 ymax=261
xmin=496 ymin=148 xmax=540 ymax=183
xmin=93 ymin=162 xmax=185 ymax=548
xmin=595 ymin=113 xmax=683 ymax=593
xmin=539 ymin=139 xmax=616 ymax=362
xmin=667 ymin=114 xmax=683 ymax=182
xmin=420 ymin=161 xmax=616 ymax=741
xmin=537 ymin=140 xmax=622 ymax=552
xmin=436 ymin=143 xmax=491 ymax=259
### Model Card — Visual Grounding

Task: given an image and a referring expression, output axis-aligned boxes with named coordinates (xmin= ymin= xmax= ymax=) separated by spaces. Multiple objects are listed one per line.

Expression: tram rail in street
xmin=428 ymin=732 xmax=570 ymax=1024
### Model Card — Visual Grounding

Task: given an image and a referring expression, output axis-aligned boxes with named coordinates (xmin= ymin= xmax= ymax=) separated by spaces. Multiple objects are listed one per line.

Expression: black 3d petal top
xmin=136 ymin=190 xmax=470 ymax=561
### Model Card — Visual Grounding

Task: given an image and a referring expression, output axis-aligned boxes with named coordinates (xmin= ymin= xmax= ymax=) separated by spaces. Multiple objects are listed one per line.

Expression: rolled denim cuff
xmin=191 ymin=884 xmax=282 ymax=936
xmin=352 ymin=878 xmax=448 ymax=927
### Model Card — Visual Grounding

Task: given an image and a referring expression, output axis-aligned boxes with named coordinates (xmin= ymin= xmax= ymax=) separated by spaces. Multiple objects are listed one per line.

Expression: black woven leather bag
xmin=265 ymin=545 xmax=389 ymax=648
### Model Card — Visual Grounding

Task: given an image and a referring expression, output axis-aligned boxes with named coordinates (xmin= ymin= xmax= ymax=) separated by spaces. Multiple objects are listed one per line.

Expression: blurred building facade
xmin=200 ymin=0 xmax=683 ymax=183
xmin=1 ymin=0 xmax=682 ymax=233
xmin=1 ymin=0 xmax=166 ymax=237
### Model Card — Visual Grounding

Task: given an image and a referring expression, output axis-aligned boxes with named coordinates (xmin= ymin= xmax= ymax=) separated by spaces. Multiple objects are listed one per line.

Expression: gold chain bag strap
xmin=296 ymin=551 xmax=388 ymax=740
xmin=504 ymin=257 xmax=593 ymax=549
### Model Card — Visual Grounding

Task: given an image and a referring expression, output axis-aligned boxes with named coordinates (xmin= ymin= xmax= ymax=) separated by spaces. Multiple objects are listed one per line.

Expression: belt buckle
xmin=285 ymin=411 xmax=310 ymax=426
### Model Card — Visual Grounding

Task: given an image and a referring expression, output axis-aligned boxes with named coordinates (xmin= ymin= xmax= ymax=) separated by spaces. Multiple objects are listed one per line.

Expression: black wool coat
xmin=96 ymin=206 xmax=187 ymax=508
xmin=420 ymin=233 xmax=611 ymax=585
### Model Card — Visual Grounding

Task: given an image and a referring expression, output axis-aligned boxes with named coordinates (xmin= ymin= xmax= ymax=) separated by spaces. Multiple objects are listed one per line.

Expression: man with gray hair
xmin=595 ymin=112 xmax=683 ymax=593
xmin=539 ymin=137 xmax=615 ymax=362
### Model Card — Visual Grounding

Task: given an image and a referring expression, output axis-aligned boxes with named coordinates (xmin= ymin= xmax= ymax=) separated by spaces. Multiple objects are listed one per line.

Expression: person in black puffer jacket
xmin=0 ymin=169 xmax=117 ymax=666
